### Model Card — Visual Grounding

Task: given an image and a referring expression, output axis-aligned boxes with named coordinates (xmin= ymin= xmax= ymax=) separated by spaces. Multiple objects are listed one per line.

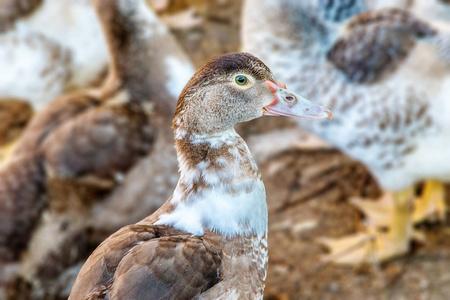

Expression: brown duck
xmin=69 ymin=52 xmax=331 ymax=300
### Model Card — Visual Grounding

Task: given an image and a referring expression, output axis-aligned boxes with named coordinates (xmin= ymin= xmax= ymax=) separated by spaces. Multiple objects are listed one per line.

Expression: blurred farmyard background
xmin=1 ymin=0 xmax=450 ymax=299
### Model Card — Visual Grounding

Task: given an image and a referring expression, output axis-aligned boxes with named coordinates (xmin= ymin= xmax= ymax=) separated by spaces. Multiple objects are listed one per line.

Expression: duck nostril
xmin=286 ymin=96 xmax=295 ymax=102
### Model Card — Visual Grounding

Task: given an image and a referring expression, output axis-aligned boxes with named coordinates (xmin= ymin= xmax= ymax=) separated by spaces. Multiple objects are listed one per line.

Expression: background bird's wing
xmin=40 ymin=104 xmax=154 ymax=180
xmin=70 ymin=225 xmax=222 ymax=300
xmin=329 ymin=84 xmax=433 ymax=171
xmin=327 ymin=9 xmax=437 ymax=83
xmin=0 ymin=155 xmax=45 ymax=261
xmin=0 ymin=94 xmax=104 ymax=261
xmin=13 ymin=92 xmax=101 ymax=157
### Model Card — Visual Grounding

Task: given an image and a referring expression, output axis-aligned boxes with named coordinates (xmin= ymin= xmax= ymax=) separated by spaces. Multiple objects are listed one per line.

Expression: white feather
xmin=165 ymin=56 xmax=195 ymax=99
xmin=156 ymin=130 xmax=268 ymax=238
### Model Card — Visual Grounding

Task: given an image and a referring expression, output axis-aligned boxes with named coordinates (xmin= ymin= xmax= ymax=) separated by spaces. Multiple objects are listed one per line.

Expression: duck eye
xmin=235 ymin=75 xmax=249 ymax=86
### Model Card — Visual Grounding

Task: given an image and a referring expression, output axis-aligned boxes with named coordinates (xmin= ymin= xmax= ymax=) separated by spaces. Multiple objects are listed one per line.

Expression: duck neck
xmin=96 ymin=0 xmax=152 ymax=83
xmin=96 ymin=0 xmax=193 ymax=115
xmin=155 ymin=127 xmax=268 ymax=238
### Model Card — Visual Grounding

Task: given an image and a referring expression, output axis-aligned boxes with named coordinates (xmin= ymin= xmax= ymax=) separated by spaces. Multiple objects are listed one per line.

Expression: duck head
xmin=173 ymin=52 xmax=331 ymax=135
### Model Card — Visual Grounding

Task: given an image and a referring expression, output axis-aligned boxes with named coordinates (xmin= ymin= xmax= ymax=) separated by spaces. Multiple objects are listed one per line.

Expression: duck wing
xmin=70 ymin=225 xmax=222 ymax=300
xmin=0 ymin=155 xmax=45 ymax=261
xmin=328 ymin=9 xmax=436 ymax=83
xmin=13 ymin=93 xmax=101 ymax=157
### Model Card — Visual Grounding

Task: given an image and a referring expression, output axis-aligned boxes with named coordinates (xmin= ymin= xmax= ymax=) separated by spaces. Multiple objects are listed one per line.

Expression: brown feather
xmin=41 ymin=104 xmax=154 ymax=179
xmin=0 ymin=155 xmax=45 ymax=262
xmin=0 ymin=0 xmax=42 ymax=32
xmin=328 ymin=9 xmax=436 ymax=83
xmin=0 ymin=99 xmax=33 ymax=147
xmin=69 ymin=225 xmax=205 ymax=300
xmin=70 ymin=52 xmax=277 ymax=300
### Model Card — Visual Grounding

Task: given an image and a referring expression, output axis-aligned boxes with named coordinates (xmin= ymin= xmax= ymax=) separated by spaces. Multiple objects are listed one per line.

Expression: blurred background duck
xmin=243 ymin=0 xmax=450 ymax=264
xmin=0 ymin=0 xmax=198 ymax=110
xmin=0 ymin=0 xmax=194 ymax=298
xmin=0 ymin=0 xmax=199 ymax=166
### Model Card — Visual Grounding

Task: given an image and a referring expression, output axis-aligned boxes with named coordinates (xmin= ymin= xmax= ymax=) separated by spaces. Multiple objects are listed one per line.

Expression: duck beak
xmin=263 ymin=81 xmax=332 ymax=120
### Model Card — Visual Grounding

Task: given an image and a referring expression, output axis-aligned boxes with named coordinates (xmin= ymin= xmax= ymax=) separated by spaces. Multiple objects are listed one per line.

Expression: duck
xmin=0 ymin=0 xmax=194 ymax=298
xmin=242 ymin=0 xmax=450 ymax=264
xmin=68 ymin=52 xmax=331 ymax=300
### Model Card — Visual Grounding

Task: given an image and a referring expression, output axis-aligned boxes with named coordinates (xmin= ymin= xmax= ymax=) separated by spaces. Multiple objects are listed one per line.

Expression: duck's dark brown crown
xmin=174 ymin=52 xmax=274 ymax=119
xmin=198 ymin=52 xmax=272 ymax=81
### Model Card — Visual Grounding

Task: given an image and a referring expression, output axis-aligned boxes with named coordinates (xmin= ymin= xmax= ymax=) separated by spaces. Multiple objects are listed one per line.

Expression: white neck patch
xmin=155 ymin=129 xmax=268 ymax=238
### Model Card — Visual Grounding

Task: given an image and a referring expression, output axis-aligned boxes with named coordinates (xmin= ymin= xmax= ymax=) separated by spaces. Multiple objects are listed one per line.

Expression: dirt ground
xmin=163 ymin=0 xmax=450 ymax=299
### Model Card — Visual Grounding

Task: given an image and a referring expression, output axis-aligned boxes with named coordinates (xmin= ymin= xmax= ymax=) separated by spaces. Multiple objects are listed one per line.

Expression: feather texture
xmin=68 ymin=52 xmax=302 ymax=300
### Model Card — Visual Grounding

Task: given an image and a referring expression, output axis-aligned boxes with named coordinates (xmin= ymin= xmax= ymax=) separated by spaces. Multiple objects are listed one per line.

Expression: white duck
xmin=243 ymin=0 xmax=450 ymax=264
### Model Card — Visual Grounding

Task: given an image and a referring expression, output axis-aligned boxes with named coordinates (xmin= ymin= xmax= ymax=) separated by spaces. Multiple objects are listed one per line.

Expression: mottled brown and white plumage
xmin=0 ymin=0 xmax=109 ymax=110
xmin=242 ymin=0 xmax=450 ymax=263
xmin=69 ymin=52 xmax=331 ymax=300
xmin=243 ymin=0 xmax=450 ymax=205
xmin=0 ymin=0 xmax=194 ymax=298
